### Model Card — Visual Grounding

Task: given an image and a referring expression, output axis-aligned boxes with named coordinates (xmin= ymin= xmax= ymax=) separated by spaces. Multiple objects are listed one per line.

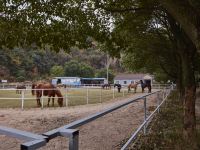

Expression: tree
xmin=94 ymin=0 xmax=199 ymax=141
xmin=64 ymin=60 xmax=94 ymax=77
xmin=1 ymin=0 xmax=200 ymax=143
xmin=95 ymin=68 xmax=115 ymax=83
xmin=50 ymin=65 xmax=64 ymax=77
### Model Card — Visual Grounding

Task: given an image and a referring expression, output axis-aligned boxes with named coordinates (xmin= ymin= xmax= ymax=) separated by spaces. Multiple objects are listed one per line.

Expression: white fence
xmin=0 ymin=84 xmax=174 ymax=150
xmin=0 ymin=84 xmax=172 ymax=109
xmin=0 ymin=87 xmax=136 ymax=109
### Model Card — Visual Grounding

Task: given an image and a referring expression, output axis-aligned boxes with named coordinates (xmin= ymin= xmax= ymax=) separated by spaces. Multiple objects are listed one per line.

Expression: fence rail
xmin=0 ymin=87 xmax=142 ymax=109
xmin=0 ymin=84 xmax=174 ymax=150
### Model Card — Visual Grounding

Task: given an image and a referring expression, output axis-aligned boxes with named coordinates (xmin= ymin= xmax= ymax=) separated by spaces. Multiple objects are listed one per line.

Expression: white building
xmin=114 ymin=73 xmax=153 ymax=86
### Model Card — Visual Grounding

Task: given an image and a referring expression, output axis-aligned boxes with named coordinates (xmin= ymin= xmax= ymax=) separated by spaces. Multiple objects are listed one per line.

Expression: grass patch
xmin=128 ymin=91 xmax=200 ymax=150
xmin=0 ymin=88 xmax=137 ymax=108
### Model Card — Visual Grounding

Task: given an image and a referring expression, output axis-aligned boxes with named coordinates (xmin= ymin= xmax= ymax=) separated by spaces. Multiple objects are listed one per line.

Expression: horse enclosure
xmin=0 ymin=83 xmax=169 ymax=109
xmin=0 ymin=84 xmax=174 ymax=150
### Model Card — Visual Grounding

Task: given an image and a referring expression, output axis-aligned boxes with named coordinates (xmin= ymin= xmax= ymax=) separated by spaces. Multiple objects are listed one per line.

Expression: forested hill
xmin=0 ymin=47 xmax=123 ymax=82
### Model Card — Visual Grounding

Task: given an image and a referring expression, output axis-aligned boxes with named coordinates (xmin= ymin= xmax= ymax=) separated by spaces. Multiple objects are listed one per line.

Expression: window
xmin=124 ymin=81 xmax=127 ymax=84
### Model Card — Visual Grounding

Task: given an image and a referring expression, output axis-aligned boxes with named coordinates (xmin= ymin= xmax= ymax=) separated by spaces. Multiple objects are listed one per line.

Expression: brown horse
xmin=16 ymin=85 xmax=26 ymax=94
xmin=128 ymin=82 xmax=140 ymax=93
xmin=32 ymin=83 xmax=63 ymax=107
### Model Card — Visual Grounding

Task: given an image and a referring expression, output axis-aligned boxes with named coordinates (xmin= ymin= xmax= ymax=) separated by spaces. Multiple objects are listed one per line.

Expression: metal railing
xmin=0 ymin=84 xmax=174 ymax=150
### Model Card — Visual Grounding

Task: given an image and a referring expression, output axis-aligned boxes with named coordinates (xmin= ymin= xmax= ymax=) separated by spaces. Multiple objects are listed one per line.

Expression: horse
xmin=140 ymin=80 xmax=151 ymax=93
xmin=114 ymin=83 xmax=122 ymax=93
xmin=128 ymin=82 xmax=140 ymax=93
xmin=102 ymin=83 xmax=111 ymax=90
xmin=16 ymin=85 xmax=26 ymax=94
xmin=32 ymin=83 xmax=63 ymax=107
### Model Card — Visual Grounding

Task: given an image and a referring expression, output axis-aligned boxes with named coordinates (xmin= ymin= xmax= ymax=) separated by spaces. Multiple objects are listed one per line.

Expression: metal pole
xmin=59 ymin=129 xmax=79 ymax=150
xmin=21 ymin=90 xmax=25 ymax=110
xmin=65 ymin=87 xmax=68 ymax=107
xmin=69 ymin=131 xmax=79 ymax=150
xmin=143 ymin=97 xmax=147 ymax=134
xmin=41 ymin=89 xmax=44 ymax=109
xmin=157 ymin=92 xmax=160 ymax=113
xmin=86 ymin=87 xmax=89 ymax=104
xmin=106 ymin=54 xmax=109 ymax=83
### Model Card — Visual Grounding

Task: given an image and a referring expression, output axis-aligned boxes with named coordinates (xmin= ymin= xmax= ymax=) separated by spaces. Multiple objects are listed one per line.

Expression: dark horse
xmin=16 ymin=85 xmax=26 ymax=94
xmin=102 ymin=83 xmax=111 ymax=89
xmin=140 ymin=80 xmax=151 ymax=93
xmin=32 ymin=83 xmax=63 ymax=107
xmin=114 ymin=83 xmax=122 ymax=93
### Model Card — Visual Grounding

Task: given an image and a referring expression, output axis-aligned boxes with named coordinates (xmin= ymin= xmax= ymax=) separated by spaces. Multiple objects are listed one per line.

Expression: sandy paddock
xmin=0 ymin=91 xmax=159 ymax=150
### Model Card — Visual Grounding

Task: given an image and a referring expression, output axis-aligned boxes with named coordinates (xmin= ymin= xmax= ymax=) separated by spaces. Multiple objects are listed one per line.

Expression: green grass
xmin=0 ymin=88 xmax=139 ymax=108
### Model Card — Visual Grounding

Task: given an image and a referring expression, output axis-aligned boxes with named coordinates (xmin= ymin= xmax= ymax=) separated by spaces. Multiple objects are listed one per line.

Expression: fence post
xmin=100 ymin=88 xmax=102 ymax=103
xmin=86 ymin=87 xmax=89 ymax=104
xmin=157 ymin=92 xmax=160 ymax=113
xmin=112 ymin=87 xmax=115 ymax=99
xmin=41 ymin=89 xmax=44 ymax=109
xmin=143 ymin=97 xmax=147 ymax=135
xmin=65 ymin=87 xmax=68 ymax=107
xmin=21 ymin=90 xmax=25 ymax=110
xmin=59 ymin=129 xmax=79 ymax=150
xmin=163 ymin=88 xmax=165 ymax=100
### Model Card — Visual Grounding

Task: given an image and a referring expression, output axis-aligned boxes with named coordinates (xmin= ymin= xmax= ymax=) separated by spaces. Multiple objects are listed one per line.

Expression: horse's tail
xmin=32 ymin=84 xmax=36 ymax=95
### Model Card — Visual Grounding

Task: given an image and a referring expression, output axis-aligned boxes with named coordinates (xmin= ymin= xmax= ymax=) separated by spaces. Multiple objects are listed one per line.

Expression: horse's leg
xmin=134 ymin=87 xmax=136 ymax=93
xmin=148 ymin=86 xmax=151 ymax=93
xmin=47 ymin=97 xmax=50 ymax=107
xmin=52 ymin=97 xmax=54 ymax=107
xmin=36 ymin=97 xmax=41 ymax=107
xmin=38 ymin=92 xmax=42 ymax=106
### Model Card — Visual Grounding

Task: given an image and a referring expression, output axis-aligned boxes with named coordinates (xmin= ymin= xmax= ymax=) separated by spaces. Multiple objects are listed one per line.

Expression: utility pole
xmin=106 ymin=54 xmax=109 ymax=84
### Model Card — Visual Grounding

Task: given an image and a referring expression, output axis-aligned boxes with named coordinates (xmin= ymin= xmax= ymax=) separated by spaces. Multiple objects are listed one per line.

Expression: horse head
xmin=55 ymin=89 xmax=63 ymax=107
xmin=140 ymin=80 xmax=143 ymax=84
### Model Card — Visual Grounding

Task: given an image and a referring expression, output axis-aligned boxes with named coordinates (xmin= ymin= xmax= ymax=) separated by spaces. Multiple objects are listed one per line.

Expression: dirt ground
xmin=0 ymin=91 xmax=158 ymax=150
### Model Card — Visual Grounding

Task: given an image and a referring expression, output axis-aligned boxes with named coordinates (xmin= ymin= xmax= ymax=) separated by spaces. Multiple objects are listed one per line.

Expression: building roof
xmin=81 ymin=78 xmax=106 ymax=80
xmin=114 ymin=73 xmax=152 ymax=80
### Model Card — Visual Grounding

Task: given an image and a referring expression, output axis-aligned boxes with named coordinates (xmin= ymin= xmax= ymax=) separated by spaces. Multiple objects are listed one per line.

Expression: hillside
xmin=0 ymin=47 xmax=123 ymax=81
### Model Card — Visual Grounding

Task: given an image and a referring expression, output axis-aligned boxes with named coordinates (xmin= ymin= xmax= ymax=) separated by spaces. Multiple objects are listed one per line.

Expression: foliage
xmin=95 ymin=68 xmax=115 ymax=83
xmin=64 ymin=60 xmax=95 ymax=78
xmin=50 ymin=65 xmax=64 ymax=77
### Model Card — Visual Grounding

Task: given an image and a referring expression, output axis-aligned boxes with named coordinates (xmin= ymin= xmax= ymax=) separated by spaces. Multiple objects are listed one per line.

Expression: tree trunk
xmin=176 ymin=55 xmax=185 ymax=102
xmin=181 ymin=49 xmax=196 ymax=141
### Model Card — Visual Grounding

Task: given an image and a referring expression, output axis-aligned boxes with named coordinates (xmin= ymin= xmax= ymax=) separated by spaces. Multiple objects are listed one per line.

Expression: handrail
xmin=21 ymin=90 xmax=161 ymax=149
xmin=121 ymin=85 xmax=172 ymax=149
xmin=0 ymin=84 xmax=173 ymax=150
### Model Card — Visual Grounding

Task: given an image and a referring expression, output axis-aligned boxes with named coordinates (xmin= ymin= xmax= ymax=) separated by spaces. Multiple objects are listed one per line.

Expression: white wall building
xmin=114 ymin=73 xmax=153 ymax=86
